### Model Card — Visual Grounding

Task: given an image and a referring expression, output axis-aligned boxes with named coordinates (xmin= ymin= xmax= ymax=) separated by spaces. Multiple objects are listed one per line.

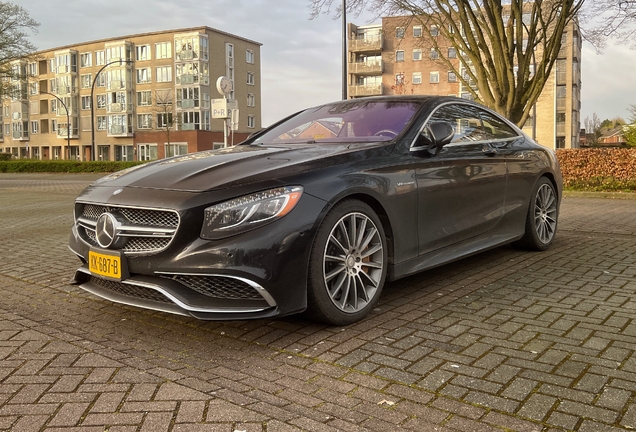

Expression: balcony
xmin=348 ymin=84 xmax=383 ymax=97
xmin=108 ymin=80 xmax=126 ymax=90
xmin=106 ymin=102 xmax=132 ymax=113
xmin=56 ymin=127 xmax=78 ymax=139
xmin=177 ymin=74 xmax=197 ymax=85
xmin=556 ymin=97 xmax=566 ymax=110
xmin=556 ymin=71 xmax=567 ymax=85
xmin=56 ymin=85 xmax=77 ymax=95
xmin=556 ymin=123 xmax=566 ymax=136
xmin=179 ymin=99 xmax=197 ymax=109
xmin=349 ymin=35 xmax=382 ymax=52
xmin=107 ymin=124 xmax=133 ymax=136
xmin=12 ymin=130 xmax=29 ymax=140
xmin=177 ymin=50 xmax=196 ymax=61
xmin=349 ymin=60 xmax=383 ymax=75
xmin=181 ymin=123 xmax=197 ymax=131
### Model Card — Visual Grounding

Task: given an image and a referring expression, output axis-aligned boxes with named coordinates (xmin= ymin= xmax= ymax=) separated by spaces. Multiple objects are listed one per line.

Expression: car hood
xmin=92 ymin=142 xmax=381 ymax=192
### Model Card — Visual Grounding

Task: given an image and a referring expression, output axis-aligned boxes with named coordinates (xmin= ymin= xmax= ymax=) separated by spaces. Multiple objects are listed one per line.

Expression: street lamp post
xmin=90 ymin=59 xmax=132 ymax=161
xmin=342 ymin=0 xmax=347 ymax=100
xmin=40 ymin=90 xmax=71 ymax=160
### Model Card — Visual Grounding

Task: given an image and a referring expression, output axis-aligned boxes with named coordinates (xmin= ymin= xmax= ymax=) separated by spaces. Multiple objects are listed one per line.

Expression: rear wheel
xmin=514 ymin=177 xmax=558 ymax=251
xmin=307 ymin=200 xmax=387 ymax=325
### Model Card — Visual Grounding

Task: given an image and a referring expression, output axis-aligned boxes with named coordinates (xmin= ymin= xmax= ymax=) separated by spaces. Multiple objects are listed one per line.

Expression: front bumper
xmin=68 ymin=189 xmax=327 ymax=320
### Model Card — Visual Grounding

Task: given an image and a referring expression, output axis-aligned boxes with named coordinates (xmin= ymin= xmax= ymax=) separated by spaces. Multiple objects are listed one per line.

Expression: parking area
xmin=1 ymin=172 xmax=635 ymax=432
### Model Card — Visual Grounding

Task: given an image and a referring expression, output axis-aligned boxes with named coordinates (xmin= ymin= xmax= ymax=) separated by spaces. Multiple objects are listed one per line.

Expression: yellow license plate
xmin=89 ymin=250 xmax=122 ymax=280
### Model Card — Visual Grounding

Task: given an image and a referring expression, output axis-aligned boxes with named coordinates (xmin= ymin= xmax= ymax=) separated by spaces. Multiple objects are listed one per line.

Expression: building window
xmin=81 ymin=96 xmax=91 ymax=110
xmin=155 ymin=42 xmax=172 ymax=59
xmin=246 ymin=49 xmax=254 ymax=64
xmin=430 ymin=71 xmax=440 ymax=83
xmin=95 ymin=74 xmax=106 ymax=87
xmin=448 ymin=71 xmax=457 ymax=82
xmin=50 ymin=99 xmax=58 ymax=113
xmin=412 ymin=49 xmax=422 ymax=61
xmin=137 ymin=90 xmax=152 ymax=106
xmin=136 ymin=68 xmax=151 ymax=84
xmin=31 ymin=121 xmax=38 ymax=134
xmin=431 ymin=25 xmax=439 ymax=36
xmin=138 ymin=144 xmax=158 ymax=161
xmin=80 ymin=53 xmax=92 ymax=68
xmin=247 ymin=115 xmax=255 ymax=128
xmin=156 ymin=66 xmax=172 ymax=82
xmin=448 ymin=47 xmax=457 ymax=58
xmin=413 ymin=26 xmax=422 ymax=37
xmin=412 ymin=72 xmax=422 ymax=85
xmin=96 ymin=50 xmax=105 ymax=66
xmin=165 ymin=143 xmax=187 ymax=157
xmin=137 ymin=114 xmax=152 ymax=129
xmin=136 ymin=44 xmax=151 ymax=61
xmin=395 ymin=73 xmax=405 ymax=86
xmin=29 ymin=82 xmax=38 ymax=95
xmin=80 ymin=74 xmax=92 ymax=89
xmin=51 ymin=119 xmax=58 ymax=132
xmin=96 ymin=94 xmax=106 ymax=109
xmin=430 ymin=48 xmax=439 ymax=60
xmin=396 ymin=50 xmax=405 ymax=62
xmin=28 ymin=62 xmax=37 ymax=76
xmin=97 ymin=116 xmax=107 ymax=130
xmin=247 ymin=93 xmax=255 ymax=107
xmin=247 ymin=71 xmax=255 ymax=85
xmin=396 ymin=27 xmax=405 ymax=38
xmin=157 ymin=113 xmax=173 ymax=128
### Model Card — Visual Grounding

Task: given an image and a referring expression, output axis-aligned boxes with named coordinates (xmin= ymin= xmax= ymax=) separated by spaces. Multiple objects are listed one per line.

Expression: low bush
xmin=0 ymin=153 xmax=11 ymax=161
xmin=556 ymin=148 xmax=636 ymax=192
xmin=0 ymin=160 xmax=144 ymax=173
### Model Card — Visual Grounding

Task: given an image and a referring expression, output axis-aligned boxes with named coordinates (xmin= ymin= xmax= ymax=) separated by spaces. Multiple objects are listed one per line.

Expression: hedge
xmin=556 ymin=148 xmax=636 ymax=192
xmin=0 ymin=160 xmax=144 ymax=173
xmin=1 ymin=149 xmax=635 ymax=192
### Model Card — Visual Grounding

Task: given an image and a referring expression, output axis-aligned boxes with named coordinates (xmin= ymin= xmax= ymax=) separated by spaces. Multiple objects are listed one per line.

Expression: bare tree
xmin=584 ymin=113 xmax=602 ymax=145
xmin=0 ymin=2 xmax=39 ymax=98
xmin=628 ymin=103 xmax=636 ymax=123
xmin=153 ymin=89 xmax=179 ymax=149
xmin=311 ymin=0 xmax=583 ymax=127
xmin=581 ymin=0 xmax=636 ymax=50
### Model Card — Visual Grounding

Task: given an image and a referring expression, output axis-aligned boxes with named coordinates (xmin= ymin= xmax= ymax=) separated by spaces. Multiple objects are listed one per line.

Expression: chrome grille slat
xmin=77 ymin=203 xmax=180 ymax=255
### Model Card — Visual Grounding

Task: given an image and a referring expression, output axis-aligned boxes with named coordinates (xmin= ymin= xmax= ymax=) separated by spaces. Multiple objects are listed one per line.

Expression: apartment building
xmin=2 ymin=26 xmax=262 ymax=161
xmin=348 ymin=15 xmax=581 ymax=150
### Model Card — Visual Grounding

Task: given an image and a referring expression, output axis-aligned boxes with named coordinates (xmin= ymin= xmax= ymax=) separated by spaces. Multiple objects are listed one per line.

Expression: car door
xmin=413 ymin=102 xmax=508 ymax=255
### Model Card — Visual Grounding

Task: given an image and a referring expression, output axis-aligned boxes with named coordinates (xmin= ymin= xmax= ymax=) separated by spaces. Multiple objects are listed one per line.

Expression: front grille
xmin=77 ymin=203 xmax=179 ymax=255
xmin=89 ymin=276 xmax=173 ymax=304
xmin=163 ymin=275 xmax=263 ymax=300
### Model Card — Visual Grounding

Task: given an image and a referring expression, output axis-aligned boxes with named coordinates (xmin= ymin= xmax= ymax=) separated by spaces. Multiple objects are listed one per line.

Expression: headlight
xmin=201 ymin=186 xmax=303 ymax=239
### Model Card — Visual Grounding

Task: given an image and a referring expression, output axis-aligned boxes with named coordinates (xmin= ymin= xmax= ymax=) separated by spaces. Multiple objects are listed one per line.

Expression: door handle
xmin=482 ymin=147 xmax=498 ymax=156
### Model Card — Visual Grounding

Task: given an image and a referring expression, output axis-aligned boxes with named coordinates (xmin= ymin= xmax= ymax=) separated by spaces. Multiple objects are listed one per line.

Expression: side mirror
xmin=411 ymin=122 xmax=455 ymax=156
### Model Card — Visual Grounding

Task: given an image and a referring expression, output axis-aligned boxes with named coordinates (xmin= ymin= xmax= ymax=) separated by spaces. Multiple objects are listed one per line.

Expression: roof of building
xmin=34 ymin=25 xmax=262 ymax=55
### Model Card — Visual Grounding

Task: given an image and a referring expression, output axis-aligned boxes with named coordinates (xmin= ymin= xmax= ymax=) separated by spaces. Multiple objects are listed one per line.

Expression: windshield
xmin=253 ymin=100 xmax=421 ymax=144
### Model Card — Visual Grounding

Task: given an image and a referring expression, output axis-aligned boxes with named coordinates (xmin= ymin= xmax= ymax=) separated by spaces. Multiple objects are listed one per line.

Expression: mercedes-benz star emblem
xmin=95 ymin=213 xmax=120 ymax=248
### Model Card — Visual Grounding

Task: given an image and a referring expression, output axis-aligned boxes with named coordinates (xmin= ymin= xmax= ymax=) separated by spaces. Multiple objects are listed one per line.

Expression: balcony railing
xmin=12 ymin=130 xmax=29 ymax=140
xmin=177 ymin=50 xmax=196 ymax=61
xmin=556 ymin=123 xmax=566 ymax=136
xmin=107 ymin=103 xmax=133 ymax=113
xmin=556 ymin=98 xmax=566 ymax=110
xmin=179 ymin=99 xmax=197 ymax=109
xmin=349 ymin=35 xmax=383 ymax=52
xmin=107 ymin=124 xmax=133 ymax=136
xmin=348 ymin=84 xmax=383 ymax=97
xmin=349 ymin=60 xmax=383 ymax=75
xmin=177 ymin=74 xmax=197 ymax=85
xmin=56 ymin=85 xmax=77 ymax=95
xmin=108 ymin=80 xmax=126 ymax=90
xmin=181 ymin=123 xmax=197 ymax=131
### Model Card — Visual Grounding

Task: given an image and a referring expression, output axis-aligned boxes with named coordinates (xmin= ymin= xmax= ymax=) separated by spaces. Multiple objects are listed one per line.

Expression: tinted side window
xmin=424 ymin=104 xmax=488 ymax=143
xmin=478 ymin=109 xmax=519 ymax=139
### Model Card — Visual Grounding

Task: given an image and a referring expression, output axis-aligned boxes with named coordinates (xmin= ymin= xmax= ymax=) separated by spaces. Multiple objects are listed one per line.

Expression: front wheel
xmin=307 ymin=200 xmax=387 ymax=325
xmin=514 ymin=177 xmax=558 ymax=251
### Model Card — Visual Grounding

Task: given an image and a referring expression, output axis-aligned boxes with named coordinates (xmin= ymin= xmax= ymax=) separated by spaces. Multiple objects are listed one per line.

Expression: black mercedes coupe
xmin=69 ymin=96 xmax=562 ymax=325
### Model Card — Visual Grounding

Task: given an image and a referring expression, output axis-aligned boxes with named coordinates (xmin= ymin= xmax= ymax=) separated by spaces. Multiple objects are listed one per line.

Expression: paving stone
xmin=2 ymin=176 xmax=636 ymax=432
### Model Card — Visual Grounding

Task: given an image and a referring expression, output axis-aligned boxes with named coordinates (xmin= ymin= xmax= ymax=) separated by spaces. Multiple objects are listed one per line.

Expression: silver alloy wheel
xmin=322 ymin=212 xmax=384 ymax=314
xmin=534 ymin=183 xmax=557 ymax=244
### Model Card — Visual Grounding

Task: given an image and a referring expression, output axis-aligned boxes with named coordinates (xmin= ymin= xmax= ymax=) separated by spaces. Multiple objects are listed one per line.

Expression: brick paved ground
xmin=1 ymin=173 xmax=635 ymax=432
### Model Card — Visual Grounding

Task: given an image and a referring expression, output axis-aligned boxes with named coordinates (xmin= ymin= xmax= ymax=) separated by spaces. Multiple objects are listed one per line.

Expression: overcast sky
xmin=18 ymin=0 xmax=636 ymax=126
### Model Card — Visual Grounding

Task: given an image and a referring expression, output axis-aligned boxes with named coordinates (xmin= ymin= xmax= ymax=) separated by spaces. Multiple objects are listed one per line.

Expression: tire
xmin=307 ymin=200 xmax=388 ymax=325
xmin=514 ymin=177 xmax=558 ymax=251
